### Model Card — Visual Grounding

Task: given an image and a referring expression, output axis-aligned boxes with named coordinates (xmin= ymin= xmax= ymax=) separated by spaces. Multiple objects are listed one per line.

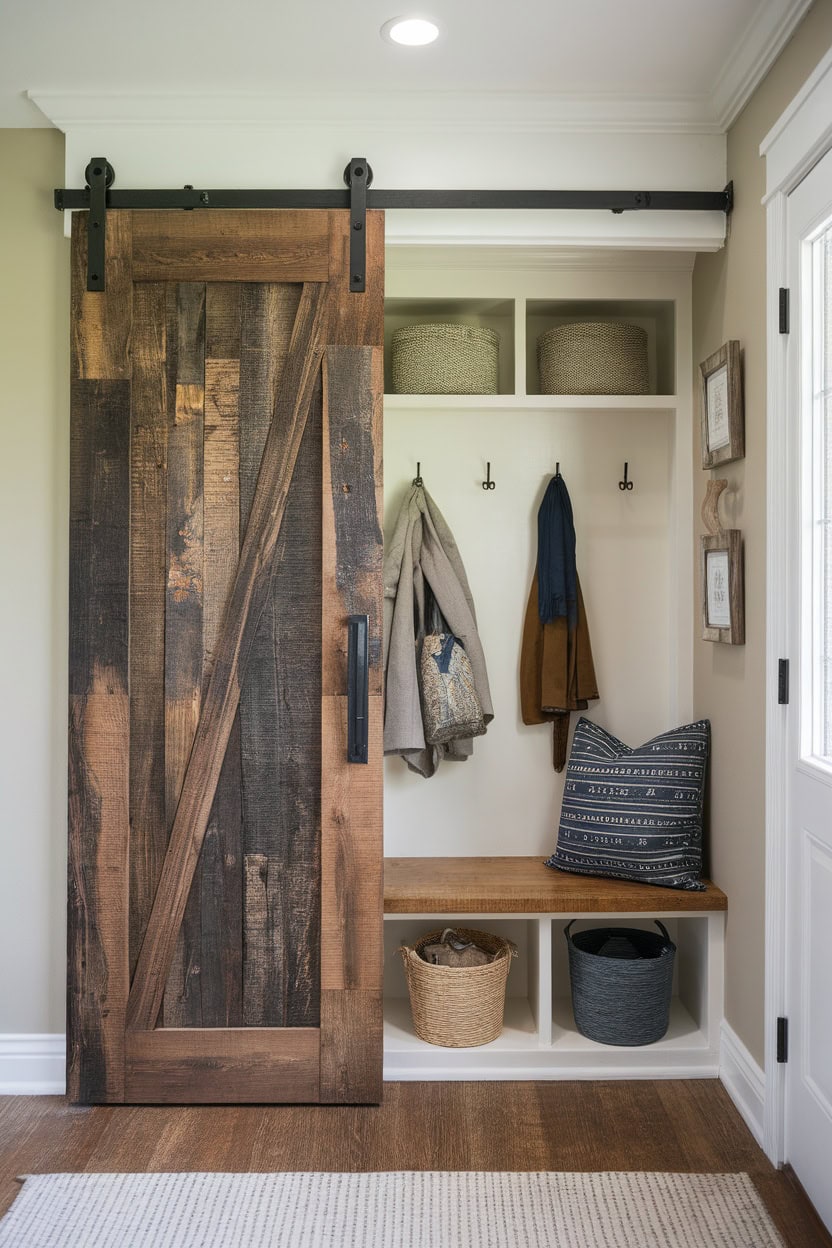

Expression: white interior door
xmin=785 ymin=143 xmax=832 ymax=1229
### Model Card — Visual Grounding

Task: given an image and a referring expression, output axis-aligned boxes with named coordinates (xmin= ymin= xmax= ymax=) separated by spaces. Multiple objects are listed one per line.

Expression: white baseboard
xmin=0 ymin=1034 xmax=66 ymax=1095
xmin=719 ymin=1020 xmax=766 ymax=1148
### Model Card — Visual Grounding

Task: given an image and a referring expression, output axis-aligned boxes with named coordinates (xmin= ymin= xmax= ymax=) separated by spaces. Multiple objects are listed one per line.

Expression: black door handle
xmin=347 ymin=614 xmax=369 ymax=764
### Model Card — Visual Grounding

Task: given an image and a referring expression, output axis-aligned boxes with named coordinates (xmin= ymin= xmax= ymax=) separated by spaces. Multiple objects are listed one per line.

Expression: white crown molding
xmin=0 ymin=1034 xmax=65 ymax=1096
xmin=28 ymin=88 xmax=719 ymax=135
xmin=719 ymin=1020 xmax=766 ymax=1149
xmin=709 ymin=0 xmax=814 ymax=131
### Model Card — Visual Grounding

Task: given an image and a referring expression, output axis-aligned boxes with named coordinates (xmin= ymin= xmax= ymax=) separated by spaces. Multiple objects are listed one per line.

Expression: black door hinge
xmin=779 ymin=287 xmax=790 ymax=334
xmin=778 ymin=659 xmax=790 ymax=705
xmin=777 ymin=1016 xmax=789 ymax=1063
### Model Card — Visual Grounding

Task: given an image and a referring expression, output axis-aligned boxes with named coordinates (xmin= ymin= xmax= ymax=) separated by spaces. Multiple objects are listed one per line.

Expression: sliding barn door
xmin=68 ymin=209 xmax=384 ymax=1104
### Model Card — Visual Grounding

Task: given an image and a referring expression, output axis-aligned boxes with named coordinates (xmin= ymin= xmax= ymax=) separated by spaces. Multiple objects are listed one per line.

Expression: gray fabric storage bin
xmin=565 ymin=920 xmax=675 ymax=1046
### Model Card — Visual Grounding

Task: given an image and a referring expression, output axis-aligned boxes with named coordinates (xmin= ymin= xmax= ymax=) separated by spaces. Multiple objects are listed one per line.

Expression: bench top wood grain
xmin=384 ymin=857 xmax=727 ymax=914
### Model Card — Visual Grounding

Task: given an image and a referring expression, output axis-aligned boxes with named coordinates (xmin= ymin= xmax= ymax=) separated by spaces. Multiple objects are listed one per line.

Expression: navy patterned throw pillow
xmin=547 ymin=717 xmax=710 ymax=891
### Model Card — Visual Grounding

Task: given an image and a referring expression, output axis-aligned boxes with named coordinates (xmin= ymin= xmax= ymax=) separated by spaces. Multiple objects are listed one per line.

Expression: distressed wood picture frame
xmin=699 ymin=340 xmax=744 ymax=469
xmin=701 ymin=530 xmax=745 ymax=644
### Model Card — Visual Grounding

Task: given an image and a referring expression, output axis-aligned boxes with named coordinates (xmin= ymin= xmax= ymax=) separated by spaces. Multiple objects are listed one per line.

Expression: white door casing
xmin=763 ymin=45 xmax=832 ymax=1209
xmin=783 ymin=146 xmax=832 ymax=1229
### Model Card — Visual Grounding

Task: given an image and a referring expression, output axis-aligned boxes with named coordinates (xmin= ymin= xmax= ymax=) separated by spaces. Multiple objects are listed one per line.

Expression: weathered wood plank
xmin=71 ymin=212 xmax=133 ymax=381
xmin=238 ymin=284 xmax=299 ymax=523
xmin=326 ymin=210 xmax=384 ymax=349
xmin=199 ymin=715 xmax=244 ymax=1027
xmin=164 ymin=285 xmax=206 ymax=1028
xmin=320 ymin=695 xmax=384 ymax=993
xmin=199 ymin=346 xmax=244 ymax=1028
xmin=383 ymin=858 xmax=728 ymax=914
xmin=319 ymin=349 xmax=384 ymax=984
xmin=124 ymin=1027 xmax=320 ymax=1104
xmin=319 ymin=989 xmax=383 ymax=1104
xmin=239 ymin=283 xmax=320 ymax=1028
xmin=132 ymin=211 xmax=330 ymax=283
xmin=238 ymin=284 xmax=287 ymax=1027
xmin=68 ymin=380 xmax=131 ymax=1104
xmin=126 ymin=281 xmax=329 ymax=1031
xmin=242 ymin=853 xmax=279 ymax=1027
xmin=205 ymin=283 xmax=242 ymax=360
xmin=268 ymin=376 xmax=322 ymax=1028
xmin=203 ymin=358 xmax=241 ymax=677
xmin=128 ymin=284 xmax=168 ymax=979
xmin=321 ymin=346 xmax=384 ymax=697
xmin=318 ymin=223 xmax=385 ymax=1102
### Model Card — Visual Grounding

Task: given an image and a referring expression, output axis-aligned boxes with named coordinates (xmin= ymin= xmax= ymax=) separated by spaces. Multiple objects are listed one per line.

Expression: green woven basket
xmin=537 ymin=321 xmax=649 ymax=395
xmin=391 ymin=323 xmax=500 ymax=395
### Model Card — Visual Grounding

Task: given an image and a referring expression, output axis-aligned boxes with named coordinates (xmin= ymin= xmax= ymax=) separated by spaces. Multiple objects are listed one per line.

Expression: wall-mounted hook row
xmin=412 ymin=459 xmax=633 ymax=492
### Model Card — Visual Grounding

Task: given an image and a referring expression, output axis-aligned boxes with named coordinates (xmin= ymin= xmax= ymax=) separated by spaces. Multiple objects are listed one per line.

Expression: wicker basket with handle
xmin=399 ymin=927 xmax=515 ymax=1047
xmin=391 ymin=323 xmax=500 ymax=395
xmin=537 ymin=321 xmax=649 ymax=395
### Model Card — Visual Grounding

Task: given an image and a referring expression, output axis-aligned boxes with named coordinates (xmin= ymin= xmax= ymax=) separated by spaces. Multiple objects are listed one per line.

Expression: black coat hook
xmin=619 ymin=462 xmax=633 ymax=491
xmin=413 ymin=461 xmax=423 ymax=486
xmin=555 ymin=462 xmax=561 ymax=478
xmin=482 ymin=461 xmax=496 ymax=491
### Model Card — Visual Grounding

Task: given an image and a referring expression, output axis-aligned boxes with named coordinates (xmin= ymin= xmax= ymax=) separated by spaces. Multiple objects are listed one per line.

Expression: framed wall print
xmin=701 ymin=530 xmax=745 ymax=644
xmin=699 ymin=340 xmax=744 ymax=469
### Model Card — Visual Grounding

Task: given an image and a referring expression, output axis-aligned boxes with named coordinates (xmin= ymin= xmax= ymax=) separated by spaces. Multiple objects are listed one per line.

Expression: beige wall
xmin=0 ymin=131 xmax=69 ymax=1032
xmin=692 ymin=0 xmax=832 ymax=1067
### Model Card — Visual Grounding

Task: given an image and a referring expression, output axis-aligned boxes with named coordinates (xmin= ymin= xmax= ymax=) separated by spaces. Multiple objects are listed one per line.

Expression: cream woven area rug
xmin=0 ymin=1171 xmax=785 ymax=1247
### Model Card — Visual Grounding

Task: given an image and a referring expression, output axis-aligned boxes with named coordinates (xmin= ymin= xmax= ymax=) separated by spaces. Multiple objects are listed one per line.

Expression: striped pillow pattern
xmin=547 ymin=717 xmax=710 ymax=891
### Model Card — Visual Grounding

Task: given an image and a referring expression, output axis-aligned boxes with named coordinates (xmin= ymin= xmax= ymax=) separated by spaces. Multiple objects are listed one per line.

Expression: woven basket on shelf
xmin=565 ymin=920 xmax=676 ymax=1046
xmin=399 ymin=927 xmax=514 ymax=1048
xmin=537 ymin=321 xmax=649 ymax=395
xmin=391 ymin=323 xmax=499 ymax=395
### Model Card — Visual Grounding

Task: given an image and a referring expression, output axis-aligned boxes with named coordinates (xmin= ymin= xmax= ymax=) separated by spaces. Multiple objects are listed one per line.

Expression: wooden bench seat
xmin=384 ymin=856 xmax=727 ymax=915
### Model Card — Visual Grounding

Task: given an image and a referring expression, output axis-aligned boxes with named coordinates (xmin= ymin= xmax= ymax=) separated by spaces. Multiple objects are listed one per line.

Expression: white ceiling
xmin=1 ymin=0 xmax=814 ymax=131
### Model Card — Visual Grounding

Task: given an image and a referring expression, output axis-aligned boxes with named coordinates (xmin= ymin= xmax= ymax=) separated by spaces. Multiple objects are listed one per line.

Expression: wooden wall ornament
xmin=699 ymin=340 xmax=744 ymax=469
xmin=700 ymin=479 xmax=745 ymax=645
xmin=68 ymin=207 xmax=384 ymax=1104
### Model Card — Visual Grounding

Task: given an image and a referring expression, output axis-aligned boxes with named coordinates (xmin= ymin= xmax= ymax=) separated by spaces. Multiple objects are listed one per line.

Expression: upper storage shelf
xmin=384 ymin=296 xmax=676 ymax=402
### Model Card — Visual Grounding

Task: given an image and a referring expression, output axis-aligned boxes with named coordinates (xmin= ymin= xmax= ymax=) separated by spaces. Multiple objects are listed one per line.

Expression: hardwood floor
xmin=0 ymin=1081 xmax=828 ymax=1246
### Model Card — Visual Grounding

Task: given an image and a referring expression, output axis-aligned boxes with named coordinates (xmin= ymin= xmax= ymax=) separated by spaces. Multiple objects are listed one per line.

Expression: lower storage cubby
xmin=382 ymin=912 xmax=723 ymax=1081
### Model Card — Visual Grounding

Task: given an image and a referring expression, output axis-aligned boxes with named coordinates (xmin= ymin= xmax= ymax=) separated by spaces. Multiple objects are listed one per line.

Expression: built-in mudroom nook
xmin=381 ymin=246 xmax=725 ymax=1080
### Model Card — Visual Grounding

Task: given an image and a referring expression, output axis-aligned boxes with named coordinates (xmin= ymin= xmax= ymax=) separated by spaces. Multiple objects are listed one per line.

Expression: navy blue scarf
xmin=536 ymin=474 xmax=578 ymax=626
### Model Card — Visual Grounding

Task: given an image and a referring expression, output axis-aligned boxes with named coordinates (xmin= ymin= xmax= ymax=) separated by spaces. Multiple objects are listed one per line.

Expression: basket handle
xmin=565 ymin=919 xmax=672 ymax=945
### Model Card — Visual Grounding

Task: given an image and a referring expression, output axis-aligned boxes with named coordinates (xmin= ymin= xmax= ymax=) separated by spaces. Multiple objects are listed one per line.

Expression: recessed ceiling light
xmin=381 ymin=16 xmax=440 ymax=46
